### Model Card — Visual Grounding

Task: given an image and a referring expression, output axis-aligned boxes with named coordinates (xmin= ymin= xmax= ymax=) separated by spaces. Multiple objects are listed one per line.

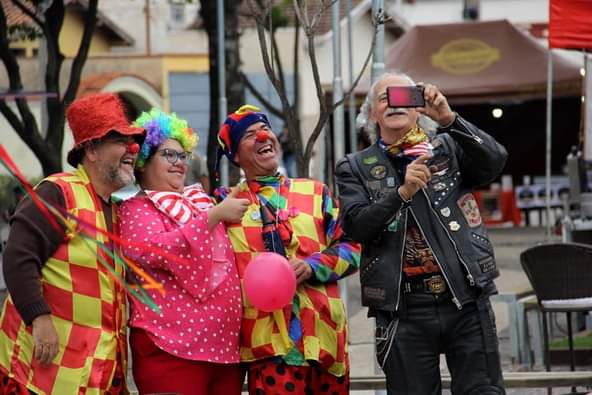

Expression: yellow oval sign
xmin=431 ymin=38 xmax=500 ymax=75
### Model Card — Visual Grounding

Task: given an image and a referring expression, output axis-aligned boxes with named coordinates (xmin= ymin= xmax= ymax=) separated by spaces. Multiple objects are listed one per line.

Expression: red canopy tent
xmin=355 ymin=20 xmax=581 ymax=105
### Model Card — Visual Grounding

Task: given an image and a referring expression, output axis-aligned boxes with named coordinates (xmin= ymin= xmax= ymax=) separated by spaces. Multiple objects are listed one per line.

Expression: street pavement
xmin=346 ymin=226 xmax=592 ymax=394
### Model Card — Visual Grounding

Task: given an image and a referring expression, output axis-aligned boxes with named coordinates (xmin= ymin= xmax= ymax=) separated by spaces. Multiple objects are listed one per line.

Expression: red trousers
xmin=130 ymin=328 xmax=243 ymax=395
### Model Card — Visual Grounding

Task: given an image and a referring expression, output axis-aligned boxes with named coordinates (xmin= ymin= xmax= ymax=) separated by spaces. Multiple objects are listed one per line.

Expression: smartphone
xmin=387 ymin=86 xmax=425 ymax=108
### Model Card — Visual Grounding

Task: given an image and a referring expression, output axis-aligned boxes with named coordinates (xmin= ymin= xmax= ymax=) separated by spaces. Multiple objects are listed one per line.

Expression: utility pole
xmin=217 ymin=0 xmax=228 ymax=185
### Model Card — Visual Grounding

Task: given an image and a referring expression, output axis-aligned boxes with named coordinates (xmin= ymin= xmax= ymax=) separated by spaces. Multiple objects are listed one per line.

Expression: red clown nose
xmin=127 ymin=142 xmax=140 ymax=155
xmin=255 ymin=129 xmax=269 ymax=142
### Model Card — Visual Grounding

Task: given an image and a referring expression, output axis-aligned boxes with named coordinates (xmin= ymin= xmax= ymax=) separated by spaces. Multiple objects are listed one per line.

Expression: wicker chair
xmin=520 ymin=243 xmax=592 ymax=394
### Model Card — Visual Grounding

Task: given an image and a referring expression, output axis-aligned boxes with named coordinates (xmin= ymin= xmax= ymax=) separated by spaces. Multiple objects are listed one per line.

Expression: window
xmin=463 ymin=0 xmax=480 ymax=21
xmin=170 ymin=1 xmax=185 ymax=25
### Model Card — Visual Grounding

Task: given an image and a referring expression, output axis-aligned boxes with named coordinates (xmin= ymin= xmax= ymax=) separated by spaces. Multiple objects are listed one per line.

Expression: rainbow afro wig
xmin=134 ymin=109 xmax=198 ymax=168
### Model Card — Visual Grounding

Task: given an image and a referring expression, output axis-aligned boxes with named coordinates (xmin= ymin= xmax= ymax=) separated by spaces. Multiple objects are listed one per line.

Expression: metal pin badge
xmin=440 ymin=207 xmax=451 ymax=217
xmin=433 ymin=182 xmax=446 ymax=192
xmin=448 ymin=221 xmax=461 ymax=231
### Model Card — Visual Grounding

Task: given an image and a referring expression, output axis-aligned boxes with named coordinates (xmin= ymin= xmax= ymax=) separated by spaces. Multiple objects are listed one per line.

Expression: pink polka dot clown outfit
xmin=118 ymin=110 xmax=242 ymax=365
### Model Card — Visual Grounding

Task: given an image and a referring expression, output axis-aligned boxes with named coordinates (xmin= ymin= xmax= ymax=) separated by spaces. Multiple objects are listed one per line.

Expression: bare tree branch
xmin=303 ymin=5 xmax=383 ymax=166
xmin=0 ymin=4 xmax=23 ymax=93
xmin=271 ymin=29 xmax=286 ymax=97
xmin=328 ymin=10 xmax=380 ymax=114
xmin=310 ymin=0 xmax=337 ymax=30
xmin=249 ymin=1 xmax=293 ymax=122
xmin=0 ymin=100 xmax=24 ymax=138
xmin=63 ymin=0 xmax=98 ymax=106
xmin=292 ymin=17 xmax=300 ymax=115
xmin=292 ymin=0 xmax=310 ymax=33
xmin=241 ymin=72 xmax=283 ymax=118
xmin=304 ymin=31 xmax=326 ymax=113
xmin=246 ymin=0 xmax=268 ymax=27
xmin=0 ymin=2 xmax=41 ymax=144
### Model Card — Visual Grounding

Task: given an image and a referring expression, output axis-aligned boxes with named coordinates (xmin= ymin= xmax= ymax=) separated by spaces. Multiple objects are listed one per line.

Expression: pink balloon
xmin=243 ymin=252 xmax=296 ymax=312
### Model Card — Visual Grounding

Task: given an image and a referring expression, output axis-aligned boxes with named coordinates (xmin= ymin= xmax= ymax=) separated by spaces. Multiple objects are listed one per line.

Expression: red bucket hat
xmin=66 ymin=92 xmax=145 ymax=167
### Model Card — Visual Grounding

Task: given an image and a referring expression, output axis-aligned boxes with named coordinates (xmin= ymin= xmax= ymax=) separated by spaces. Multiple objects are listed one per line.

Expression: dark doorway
xmin=454 ymin=96 xmax=581 ymax=184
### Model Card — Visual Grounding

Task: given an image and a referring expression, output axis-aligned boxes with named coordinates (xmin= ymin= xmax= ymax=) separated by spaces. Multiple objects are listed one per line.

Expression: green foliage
xmin=270 ymin=6 xmax=289 ymax=31
xmin=0 ymin=175 xmax=19 ymax=216
xmin=7 ymin=23 xmax=41 ymax=42
xmin=550 ymin=331 xmax=592 ymax=349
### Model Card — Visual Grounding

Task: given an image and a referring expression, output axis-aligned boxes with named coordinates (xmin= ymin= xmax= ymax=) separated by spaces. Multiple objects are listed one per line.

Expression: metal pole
xmin=346 ymin=0 xmax=357 ymax=154
xmin=332 ymin=0 xmax=348 ymax=313
xmin=332 ymin=0 xmax=345 ymax=165
xmin=545 ymin=49 xmax=553 ymax=241
xmin=38 ymin=37 xmax=48 ymax=138
xmin=585 ymin=53 xmax=592 ymax=160
xmin=371 ymin=0 xmax=385 ymax=83
xmin=217 ymin=0 xmax=229 ymax=185
xmin=371 ymin=3 xmax=386 ymax=388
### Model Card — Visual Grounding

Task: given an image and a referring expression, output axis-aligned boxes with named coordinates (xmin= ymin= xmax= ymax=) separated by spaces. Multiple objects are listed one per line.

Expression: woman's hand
xmin=208 ymin=186 xmax=250 ymax=228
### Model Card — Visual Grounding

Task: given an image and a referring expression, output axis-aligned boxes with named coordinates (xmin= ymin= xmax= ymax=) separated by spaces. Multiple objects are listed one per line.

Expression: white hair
xmin=357 ymin=71 xmax=437 ymax=143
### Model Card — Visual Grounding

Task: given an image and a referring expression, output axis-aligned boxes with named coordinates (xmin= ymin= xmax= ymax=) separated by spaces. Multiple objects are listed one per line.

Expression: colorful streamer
xmin=0 ymin=144 xmax=193 ymax=313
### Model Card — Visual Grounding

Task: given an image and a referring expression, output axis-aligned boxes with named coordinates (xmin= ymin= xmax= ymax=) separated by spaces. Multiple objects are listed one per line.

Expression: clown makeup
xmin=138 ymin=138 xmax=188 ymax=193
xmin=234 ymin=121 xmax=280 ymax=179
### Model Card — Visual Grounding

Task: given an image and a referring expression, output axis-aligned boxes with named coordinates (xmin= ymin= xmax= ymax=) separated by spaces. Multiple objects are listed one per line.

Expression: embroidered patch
xmin=370 ymin=165 xmax=387 ymax=180
xmin=429 ymin=157 xmax=450 ymax=176
xmin=363 ymin=286 xmax=386 ymax=302
xmin=363 ymin=156 xmax=379 ymax=165
xmin=366 ymin=180 xmax=382 ymax=190
xmin=457 ymin=193 xmax=482 ymax=227
xmin=478 ymin=256 xmax=496 ymax=273
xmin=433 ymin=182 xmax=446 ymax=192
xmin=387 ymin=219 xmax=399 ymax=232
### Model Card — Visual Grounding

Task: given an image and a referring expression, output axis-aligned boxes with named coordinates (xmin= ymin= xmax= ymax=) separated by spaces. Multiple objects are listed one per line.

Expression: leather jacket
xmin=335 ymin=114 xmax=508 ymax=312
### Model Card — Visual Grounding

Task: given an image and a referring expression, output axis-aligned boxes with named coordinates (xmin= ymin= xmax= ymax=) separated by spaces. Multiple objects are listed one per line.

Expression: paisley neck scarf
xmin=379 ymin=126 xmax=433 ymax=160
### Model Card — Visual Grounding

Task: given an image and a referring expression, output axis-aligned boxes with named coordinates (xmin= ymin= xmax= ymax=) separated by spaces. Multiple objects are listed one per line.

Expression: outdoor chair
xmin=520 ymin=242 xmax=592 ymax=395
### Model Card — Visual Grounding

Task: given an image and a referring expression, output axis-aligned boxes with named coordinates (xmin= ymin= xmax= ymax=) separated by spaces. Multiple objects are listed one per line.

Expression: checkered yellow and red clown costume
xmin=0 ymin=165 xmax=127 ymax=395
xmin=219 ymin=176 xmax=361 ymax=377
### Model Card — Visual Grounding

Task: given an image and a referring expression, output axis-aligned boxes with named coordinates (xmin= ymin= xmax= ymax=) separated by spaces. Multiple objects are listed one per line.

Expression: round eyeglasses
xmin=157 ymin=148 xmax=193 ymax=165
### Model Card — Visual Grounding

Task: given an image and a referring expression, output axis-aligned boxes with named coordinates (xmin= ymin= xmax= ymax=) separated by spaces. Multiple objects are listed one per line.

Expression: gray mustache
xmin=385 ymin=108 xmax=408 ymax=116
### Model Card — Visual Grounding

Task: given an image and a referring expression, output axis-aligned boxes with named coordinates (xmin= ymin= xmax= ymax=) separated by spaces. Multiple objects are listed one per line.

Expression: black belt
xmin=403 ymin=274 xmax=448 ymax=294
